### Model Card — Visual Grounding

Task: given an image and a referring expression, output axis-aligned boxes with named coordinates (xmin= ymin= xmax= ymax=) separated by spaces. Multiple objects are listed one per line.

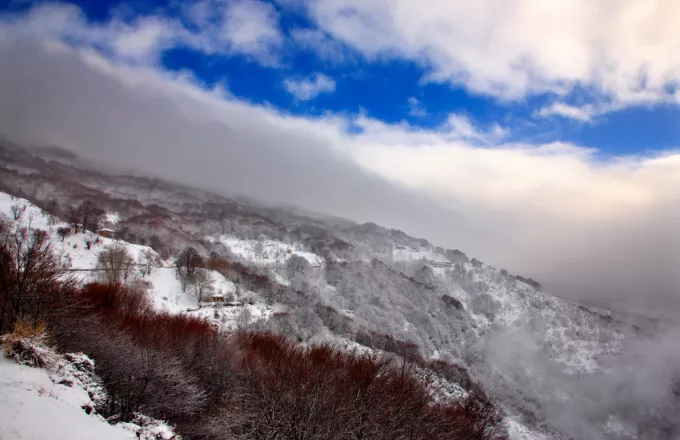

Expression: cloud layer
xmin=304 ymin=0 xmax=680 ymax=107
xmin=0 ymin=3 xmax=678 ymax=315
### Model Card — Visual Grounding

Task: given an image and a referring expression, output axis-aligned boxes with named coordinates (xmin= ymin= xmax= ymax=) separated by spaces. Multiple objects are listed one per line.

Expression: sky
xmin=0 ymin=0 xmax=679 ymax=314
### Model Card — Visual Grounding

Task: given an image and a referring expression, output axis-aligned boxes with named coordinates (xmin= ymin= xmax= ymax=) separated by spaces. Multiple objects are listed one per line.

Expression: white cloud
xmin=304 ymin=0 xmax=680 ymax=109
xmin=110 ymin=17 xmax=179 ymax=62
xmin=219 ymin=0 xmax=283 ymax=65
xmin=536 ymin=103 xmax=596 ymax=123
xmin=0 ymin=1 xmax=285 ymax=66
xmin=289 ymin=28 xmax=348 ymax=62
xmin=444 ymin=114 xmax=508 ymax=144
xmin=407 ymin=97 xmax=426 ymax=117
xmin=283 ymin=73 xmax=336 ymax=100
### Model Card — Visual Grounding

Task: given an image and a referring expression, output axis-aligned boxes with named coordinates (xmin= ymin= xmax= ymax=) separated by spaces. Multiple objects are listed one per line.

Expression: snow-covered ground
xmin=392 ymin=245 xmax=446 ymax=263
xmin=506 ymin=418 xmax=549 ymax=440
xmin=207 ymin=234 xmax=324 ymax=267
xmin=0 ymin=356 xmax=137 ymax=440
xmin=0 ymin=333 xmax=179 ymax=440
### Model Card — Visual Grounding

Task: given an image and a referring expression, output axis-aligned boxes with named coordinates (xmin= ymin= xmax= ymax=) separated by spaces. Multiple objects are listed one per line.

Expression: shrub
xmin=206 ymin=331 xmax=507 ymax=440
xmin=1 ymin=318 xmax=54 ymax=368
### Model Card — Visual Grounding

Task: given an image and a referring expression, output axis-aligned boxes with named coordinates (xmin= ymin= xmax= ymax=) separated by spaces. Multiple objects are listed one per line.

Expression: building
xmin=96 ymin=228 xmax=116 ymax=238
xmin=427 ymin=258 xmax=453 ymax=268
xmin=206 ymin=293 xmax=225 ymax=303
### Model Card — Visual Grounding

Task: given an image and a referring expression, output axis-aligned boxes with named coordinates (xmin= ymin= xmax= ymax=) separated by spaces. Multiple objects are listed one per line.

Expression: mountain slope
xmin=2 ymin=142 xmax=678 ymax=439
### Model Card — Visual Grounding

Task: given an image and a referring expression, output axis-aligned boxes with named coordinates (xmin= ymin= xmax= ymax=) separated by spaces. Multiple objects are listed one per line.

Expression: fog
xmin=483 ymin=322 xmax=680 ymax=439
xmin=0 ymin=37 xmax=678 ymax=318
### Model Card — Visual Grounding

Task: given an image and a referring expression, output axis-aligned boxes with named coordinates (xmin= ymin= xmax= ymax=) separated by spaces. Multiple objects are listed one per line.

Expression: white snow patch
xmin=0 ymin=356 xmax=135 ymax=440
xmin=392 ymin=246 xmax=443 ymax=262
xmin=505 ymin=418 xmax=548 ymax=440
xmin=104 ymin=212 xmax=120 ymax=224
xmin=208 ymin=234 xmax=324 ymax=267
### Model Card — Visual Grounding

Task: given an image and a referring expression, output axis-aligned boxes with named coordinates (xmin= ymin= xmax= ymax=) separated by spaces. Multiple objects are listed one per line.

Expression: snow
xmin=0 ymin=356 xmax=135 ymax=440
xmin=0 ymin=330 xmax=180 ymax=440
xmin=146 ymin=266 xmax=236 ymax=314
xmin=452 ymin=261 xmax=626 ymax=376
xmin=207 ymin=234 xmax=324 ymax=267
xmin=603 ymin=415 xmax=636 ymax=438
xmin=392 ymin=245 xmax=445 ymax=263
xmin=505 ymin=418 xmax=548 ymax=440
xmin=0 ymin=193 xmax=274 ymax=330
xmin=104 ymin=212 xmax=120 ymax=224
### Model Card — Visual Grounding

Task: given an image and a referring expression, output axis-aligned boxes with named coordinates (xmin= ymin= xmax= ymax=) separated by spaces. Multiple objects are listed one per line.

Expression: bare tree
xmin=97 ymin=243 xmax=134 ymax=285
xmin=175 ymin=247 xmax=204 ymax=292
xmin=57 ymin=226 xmax=71 ymax=242
xmin=274 ymin=248 xmax=286 ymax=270
xmin=67 ymin=205 xmax=81 ymax=233
xmin=10 ymin=203 xmax=27 ymax=221
xmin=66 ymin=201 xmax=106 ymax=234
xmin=285 ymin=254 xmax=310 ymax=280
xmin=0 ymin=218 xmax=69 ymax=332
xmin=253 ymin=241 xmax=265 ymax=265
xmin=189 ymin=268 xmax=214 ymax=302
xmin=79 ymin=201 xmax=106 ymax=233
xmin=138 ymin=249 xmax=161 ymax=277
xmin=175 ymin=247 xmax=203 ymax=277
xmin=236 ymin=307 xmax=252 ymax=329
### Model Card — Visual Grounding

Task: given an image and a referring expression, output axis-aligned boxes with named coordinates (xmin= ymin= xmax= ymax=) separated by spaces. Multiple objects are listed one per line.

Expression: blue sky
xmin=3 ymin=0 xmax=679 ymax=157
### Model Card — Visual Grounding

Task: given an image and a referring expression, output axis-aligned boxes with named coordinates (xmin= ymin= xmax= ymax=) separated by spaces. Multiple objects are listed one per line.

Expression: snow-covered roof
xmin=96 ymin=228 xmax=115 ymax=233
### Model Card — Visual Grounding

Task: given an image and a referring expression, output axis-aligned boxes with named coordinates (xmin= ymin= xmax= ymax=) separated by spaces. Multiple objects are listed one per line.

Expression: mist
xmin=0 ymin=37 xmax=678 ymax=318
xmin=483 ymin=322 xmax=680 ymax=439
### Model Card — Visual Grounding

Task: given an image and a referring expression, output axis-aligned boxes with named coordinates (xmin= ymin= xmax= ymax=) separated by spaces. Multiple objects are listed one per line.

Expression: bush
xmin=1 ymin=318 xmax=54 ymax=368
xmin=205 ymin=331 xmax=507 ymax=440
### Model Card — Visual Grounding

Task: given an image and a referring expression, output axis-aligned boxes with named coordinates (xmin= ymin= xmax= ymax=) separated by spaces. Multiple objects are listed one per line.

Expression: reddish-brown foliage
xmin=27 ymin=279 xmax=506 ymax=440
xmin=206 ymin=331 xmax=507 ymax=440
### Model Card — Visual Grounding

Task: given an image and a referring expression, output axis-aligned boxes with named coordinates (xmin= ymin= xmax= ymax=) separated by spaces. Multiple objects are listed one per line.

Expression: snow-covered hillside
xmin=392 ymin=245 xmax=445 ymax=263
xmin=0 ymin=192 xmax=626 ymax=439
xmin=207 ymin=234 xmax=325 ymax=267
xmin=2 ymin=144 xmax=669 ymax=440
xmin=0 ymin=193 xmax=272 ymax=330
xmin=454 ymin=261 xmax=626 ymax=374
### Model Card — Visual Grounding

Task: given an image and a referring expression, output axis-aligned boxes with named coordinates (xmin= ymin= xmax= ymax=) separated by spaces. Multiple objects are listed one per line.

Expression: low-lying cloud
xmin=0 ymin=33 xmax=678 ymax=316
